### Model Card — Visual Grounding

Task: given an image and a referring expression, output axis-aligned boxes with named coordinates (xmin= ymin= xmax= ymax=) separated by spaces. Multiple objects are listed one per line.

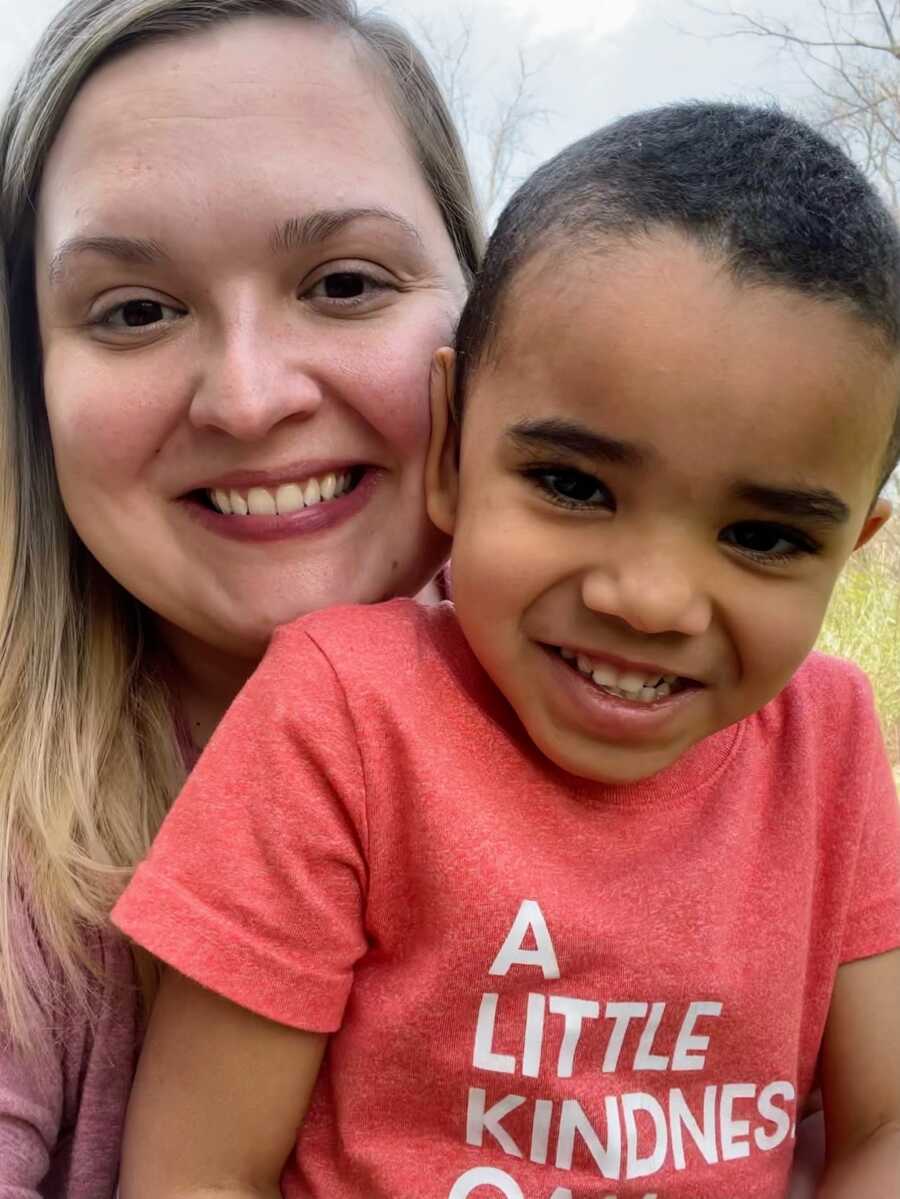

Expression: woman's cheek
xmin=44 ymin=345 xmax=178 ymax=483
xmin=346 ymin=324 xmax=446 ymax=453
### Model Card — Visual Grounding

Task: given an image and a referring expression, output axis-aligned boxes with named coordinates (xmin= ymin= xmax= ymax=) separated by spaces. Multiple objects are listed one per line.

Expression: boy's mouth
xmin=552 ymin=646 xmax=700 ymax=704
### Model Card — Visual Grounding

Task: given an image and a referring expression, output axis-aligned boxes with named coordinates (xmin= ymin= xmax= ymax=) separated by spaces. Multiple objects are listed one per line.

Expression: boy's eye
xmin=527 ymin=468 xmax=613 ymax=509
xmin=721 ymin=521 xmax=819 ymax=560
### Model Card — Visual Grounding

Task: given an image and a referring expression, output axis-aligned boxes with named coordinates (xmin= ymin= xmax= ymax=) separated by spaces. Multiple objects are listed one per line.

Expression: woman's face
xmin=35 ymin=16 xmax=466 ymax=661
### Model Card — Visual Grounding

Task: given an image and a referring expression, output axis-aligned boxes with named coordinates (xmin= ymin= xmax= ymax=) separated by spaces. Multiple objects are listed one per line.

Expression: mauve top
xmin=0 ymin=919 xmax=139 ymax=1198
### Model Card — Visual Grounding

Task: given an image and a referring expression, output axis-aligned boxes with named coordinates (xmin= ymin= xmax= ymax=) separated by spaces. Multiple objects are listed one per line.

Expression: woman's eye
xmin=96 ymin=298 xmax=184 ymax=331
xmin=305 ymin=271 xmax=393 ymax=306
xmin=721 ymin=521 xmax=819 ymax=560
xmin=530 ymin=468 xmax=613 ymax=509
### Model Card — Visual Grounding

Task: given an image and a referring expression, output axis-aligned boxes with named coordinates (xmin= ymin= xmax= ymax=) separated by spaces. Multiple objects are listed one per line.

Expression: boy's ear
xmin=426 ymin=347 xmax=460 ymax=536
xmin=853 ymin=496 xmax=892 ymax=553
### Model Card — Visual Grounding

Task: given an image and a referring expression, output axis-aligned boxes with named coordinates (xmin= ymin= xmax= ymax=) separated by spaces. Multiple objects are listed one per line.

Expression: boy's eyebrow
xmin=48 ymin=236 xmax=169 ymax=284
xmin=507 ymin=422 xmax=853 ymax=523
xmin=733 ymin=482 xmax=851 ymax=524
xmin=507 ymin=419 xmax=649 ymax=466
xmin=270 ymin=207 xmax=425 ymax=254
xmin=47 ymin=207 xmax=423 ymax=285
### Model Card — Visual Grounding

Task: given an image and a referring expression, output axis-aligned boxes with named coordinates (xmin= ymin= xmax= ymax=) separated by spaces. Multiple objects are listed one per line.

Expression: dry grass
xmin=817 ymin=514 xmax=900 ymax=773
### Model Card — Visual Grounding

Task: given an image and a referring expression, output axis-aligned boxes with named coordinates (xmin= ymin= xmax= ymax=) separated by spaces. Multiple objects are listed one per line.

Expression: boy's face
xmin=428 ymin=232 xmax=896 ymax=784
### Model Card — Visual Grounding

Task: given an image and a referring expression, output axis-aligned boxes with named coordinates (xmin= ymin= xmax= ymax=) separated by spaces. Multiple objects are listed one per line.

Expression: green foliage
xmin=817 ymin=517 xmax=900 ymax=773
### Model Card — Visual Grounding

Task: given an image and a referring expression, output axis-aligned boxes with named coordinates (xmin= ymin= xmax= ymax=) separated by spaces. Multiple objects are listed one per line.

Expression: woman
xmin=0 ymin=0 xmax=480 ymax=1192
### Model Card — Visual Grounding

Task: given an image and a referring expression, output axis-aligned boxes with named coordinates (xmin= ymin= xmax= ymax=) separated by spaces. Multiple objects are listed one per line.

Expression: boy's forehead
xmin=476 ymin=233 xmax=898 ymax=499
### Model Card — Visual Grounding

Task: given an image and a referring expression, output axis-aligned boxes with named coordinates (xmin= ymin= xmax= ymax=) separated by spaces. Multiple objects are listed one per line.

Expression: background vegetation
xmin=817 ymin=493 xmax=900 ymax=776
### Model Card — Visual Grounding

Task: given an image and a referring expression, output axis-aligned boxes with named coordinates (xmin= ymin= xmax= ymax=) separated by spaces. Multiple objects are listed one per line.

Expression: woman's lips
xmin=189 ymin=458 xmax=365 ymax=493
xmin=180 ymin=465 xmax=379 ymax=543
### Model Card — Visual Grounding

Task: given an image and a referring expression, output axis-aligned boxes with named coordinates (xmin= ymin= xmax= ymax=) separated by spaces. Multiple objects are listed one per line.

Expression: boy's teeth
xmin=208 ymin=471 xmax=351 ymax=516
xmin=591 ymin=664 xmax=618 ymax=688
xmin=563 ymin=649 xmax=680 ymax=702
xmin=618 ymin=670 xmax=648 ymax=694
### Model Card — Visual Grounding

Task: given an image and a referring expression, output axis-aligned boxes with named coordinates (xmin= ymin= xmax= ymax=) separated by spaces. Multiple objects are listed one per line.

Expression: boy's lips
xmin=540 ymin=645 xmax=705 ymax=744
xmin=547 ymin=642 xmax=704 ymax=698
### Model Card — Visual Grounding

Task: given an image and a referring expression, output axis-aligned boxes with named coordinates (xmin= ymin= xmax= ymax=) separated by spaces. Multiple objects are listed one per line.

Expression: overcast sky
xmin=0 ymin=0 xmax=848 ymax=213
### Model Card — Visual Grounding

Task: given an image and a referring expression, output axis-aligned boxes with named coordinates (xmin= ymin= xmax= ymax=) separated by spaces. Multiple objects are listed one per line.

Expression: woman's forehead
xmin=35 ymin=16 xmax=451 ymax=268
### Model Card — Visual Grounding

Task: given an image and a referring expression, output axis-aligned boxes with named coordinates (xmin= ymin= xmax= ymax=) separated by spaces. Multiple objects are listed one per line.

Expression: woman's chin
xmin=156 ymin=550 xmax=450 ymax=668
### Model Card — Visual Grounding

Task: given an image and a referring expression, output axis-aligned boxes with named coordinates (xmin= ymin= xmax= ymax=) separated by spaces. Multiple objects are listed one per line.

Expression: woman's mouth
xmin=554 ymin=645 xmax=700 ymax=704
xmin=191 ymin=466 xmax=366 ymax=516
xmin=181 ymin=465 xmax=376 ymax=543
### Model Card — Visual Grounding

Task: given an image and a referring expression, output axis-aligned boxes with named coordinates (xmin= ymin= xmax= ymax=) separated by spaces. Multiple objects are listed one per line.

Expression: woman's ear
xmin=426 ymin=348 xmax=460 ymax=536
xmin=853 ymin=496 xmax=892 ymax=553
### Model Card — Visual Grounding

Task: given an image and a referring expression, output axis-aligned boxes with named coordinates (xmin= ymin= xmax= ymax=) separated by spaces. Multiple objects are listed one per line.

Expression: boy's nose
xmin=188 ymin=319 xmax=324 ymax=441
xmin=581 ymin=549 xmax=713 ymax=638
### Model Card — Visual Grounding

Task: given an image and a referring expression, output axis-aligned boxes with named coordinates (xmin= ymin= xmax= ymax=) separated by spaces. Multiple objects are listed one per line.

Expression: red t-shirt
xmin=113 ymin=600 xmax=900 ymax=1199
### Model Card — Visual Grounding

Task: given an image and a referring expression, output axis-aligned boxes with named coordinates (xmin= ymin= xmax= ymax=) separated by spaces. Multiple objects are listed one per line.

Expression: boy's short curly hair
xmin=454 ymin=102 xmax=900 ymax=493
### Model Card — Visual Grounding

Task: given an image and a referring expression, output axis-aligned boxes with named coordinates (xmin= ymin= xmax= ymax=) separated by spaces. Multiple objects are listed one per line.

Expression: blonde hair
xmin=0 ymin=0 xmax=482 ymax=1047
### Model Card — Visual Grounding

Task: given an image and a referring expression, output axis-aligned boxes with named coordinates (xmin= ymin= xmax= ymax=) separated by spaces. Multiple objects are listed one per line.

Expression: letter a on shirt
xmin=489 ymin=900 xmax=560 ymax=980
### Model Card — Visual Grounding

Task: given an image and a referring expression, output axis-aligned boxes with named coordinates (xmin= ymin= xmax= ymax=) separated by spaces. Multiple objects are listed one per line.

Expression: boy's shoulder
xmin=755 ymin=650 xmax=884 ymax=763
xmin=776 ymin=650 xmax=876 ymax=717
xmin=270 ymin=598 xmax=468 ymax=681
xmin=264 ymin=600 xmax=496 ymax=739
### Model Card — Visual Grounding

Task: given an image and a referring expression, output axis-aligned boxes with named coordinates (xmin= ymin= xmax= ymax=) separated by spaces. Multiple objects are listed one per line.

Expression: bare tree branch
xmin=873 ymin=0 xmax=896 ymax=44
xmin=689 ymin=2 xmax=900 ymax=203
xmin=692 ymin=2 xmax=900 ymax=56
xmin=413 ymin=10 xmax=551 ymax=215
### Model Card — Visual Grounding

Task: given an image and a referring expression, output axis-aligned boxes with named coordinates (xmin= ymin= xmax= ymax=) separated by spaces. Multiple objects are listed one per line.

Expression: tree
xmin=695 ymin=1 xmax=900 ymax=206
xmin=413 ymin=6 xmax=550 ymax=217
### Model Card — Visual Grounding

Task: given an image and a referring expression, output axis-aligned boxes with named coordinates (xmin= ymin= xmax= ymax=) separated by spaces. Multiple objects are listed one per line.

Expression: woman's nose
xmin=581 ymin=544 xmax=713 ymax=638
xmin=188 ymin=318 xmax=324 ymax=441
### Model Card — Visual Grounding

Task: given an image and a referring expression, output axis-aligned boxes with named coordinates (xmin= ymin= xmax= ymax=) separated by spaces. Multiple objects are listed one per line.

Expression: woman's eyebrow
xmin=270 ymin=207 xmax=425 ymax=254
xmin=46 ymin=207 xmax=425 ymax=287
xmin=47 ymin=236 xmax=169 ymax=285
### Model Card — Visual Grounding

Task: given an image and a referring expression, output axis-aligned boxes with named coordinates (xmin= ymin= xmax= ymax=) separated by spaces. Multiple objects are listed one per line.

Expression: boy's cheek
xmin=732 ymin=589 xmax=831 ymax=710
xmin=452 ymin=512 xmax=563 ymax=605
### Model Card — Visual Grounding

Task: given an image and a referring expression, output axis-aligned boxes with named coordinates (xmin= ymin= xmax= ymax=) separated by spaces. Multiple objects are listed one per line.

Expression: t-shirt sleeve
xmin=0 ymin=919 xmax=63 ymax=1194
xmin=112 ymin=625 xmax=370 ymax=1033
xmin=839 ymin=683 xmax=900 ymax=964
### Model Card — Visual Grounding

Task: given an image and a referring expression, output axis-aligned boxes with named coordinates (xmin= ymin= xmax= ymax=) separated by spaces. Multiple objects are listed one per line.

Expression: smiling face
xmin=35 ymin=16 xmax=466 ymax=665
xmin=428 ymin=233 xmax=896 ymax=784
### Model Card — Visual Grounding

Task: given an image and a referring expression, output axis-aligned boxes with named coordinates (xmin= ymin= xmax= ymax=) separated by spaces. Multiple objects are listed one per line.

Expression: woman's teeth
xmin=208 ymin=471 xmax=353 ymax=516
xmin=560 ymin=647 xmax=680 ymax=703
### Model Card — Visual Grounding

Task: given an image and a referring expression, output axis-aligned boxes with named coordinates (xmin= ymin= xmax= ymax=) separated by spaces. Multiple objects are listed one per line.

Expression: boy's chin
xmin=534 ymin=732 xmax=692 ymax=788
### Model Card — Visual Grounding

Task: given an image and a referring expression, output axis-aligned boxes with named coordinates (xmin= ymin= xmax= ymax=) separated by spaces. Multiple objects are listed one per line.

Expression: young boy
xmin=114 ymin=103 xmax=900 ymax=1198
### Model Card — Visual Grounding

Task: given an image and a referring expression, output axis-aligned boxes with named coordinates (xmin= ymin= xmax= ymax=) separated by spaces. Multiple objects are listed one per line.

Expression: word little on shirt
xmin=448 ymin=901 xmax=796 ymax=1199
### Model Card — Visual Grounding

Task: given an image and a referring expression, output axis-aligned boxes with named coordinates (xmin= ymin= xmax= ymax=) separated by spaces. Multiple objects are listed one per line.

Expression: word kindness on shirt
xmin=453 ymin=901 xmax=795 ymax=1199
